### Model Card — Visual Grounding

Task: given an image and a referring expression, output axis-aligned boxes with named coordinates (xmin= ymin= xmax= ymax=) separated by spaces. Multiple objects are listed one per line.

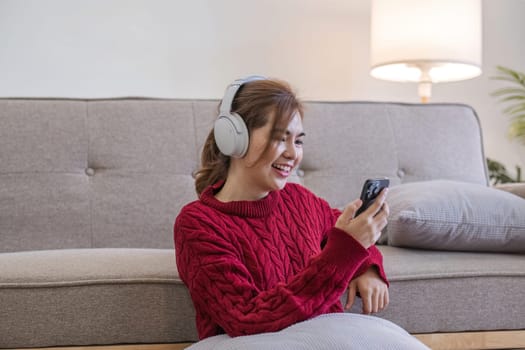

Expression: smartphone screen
xmin=355 ymin=178 xmax=390 ymax=217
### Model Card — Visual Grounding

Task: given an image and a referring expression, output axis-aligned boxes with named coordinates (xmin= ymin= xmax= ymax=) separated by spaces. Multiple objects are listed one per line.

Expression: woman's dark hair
xmin=194 ymin=78 xmax=303 ymax=195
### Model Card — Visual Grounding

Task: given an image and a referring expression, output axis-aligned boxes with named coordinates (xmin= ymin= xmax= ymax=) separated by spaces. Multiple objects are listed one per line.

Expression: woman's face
xmin=239 ymin=110 xmax=304 ymax=196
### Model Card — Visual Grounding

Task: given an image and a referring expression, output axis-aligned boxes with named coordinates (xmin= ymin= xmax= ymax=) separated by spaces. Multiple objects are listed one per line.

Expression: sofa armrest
xmin=494 ymin=183 xmax=525 ymax=199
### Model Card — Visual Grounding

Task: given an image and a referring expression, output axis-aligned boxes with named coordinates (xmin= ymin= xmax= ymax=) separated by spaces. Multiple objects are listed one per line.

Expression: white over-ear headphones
xmin=214 ymin=75 xmax=267 ymax=158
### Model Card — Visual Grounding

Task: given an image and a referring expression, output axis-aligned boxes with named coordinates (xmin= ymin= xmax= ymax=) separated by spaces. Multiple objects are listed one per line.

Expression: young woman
xmin=174 ymin=77 xmax=389 ymax=340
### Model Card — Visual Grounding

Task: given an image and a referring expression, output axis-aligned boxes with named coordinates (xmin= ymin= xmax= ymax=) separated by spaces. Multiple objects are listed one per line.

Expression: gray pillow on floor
xmin=186 ymin=313 xmax=429 ymax=350
xmin=384 ymin=180 xmax=525 ymax=252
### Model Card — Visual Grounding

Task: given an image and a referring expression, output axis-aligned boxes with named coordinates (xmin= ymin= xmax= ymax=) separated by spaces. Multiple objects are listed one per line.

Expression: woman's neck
xmin=215 ymin=174 xmax=269 ymax=202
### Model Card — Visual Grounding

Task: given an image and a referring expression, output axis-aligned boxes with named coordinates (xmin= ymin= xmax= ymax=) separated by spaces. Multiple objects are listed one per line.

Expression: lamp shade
xmin=370 ymin=0 xmax=482 ymax=87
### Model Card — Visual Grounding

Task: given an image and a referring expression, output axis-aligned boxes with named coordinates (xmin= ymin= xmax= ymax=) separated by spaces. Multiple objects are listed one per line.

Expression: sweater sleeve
xmin=175 ymin=212 xmax=370 ymax=338
xmin=329 ymin=208 xmax=389 ymax=286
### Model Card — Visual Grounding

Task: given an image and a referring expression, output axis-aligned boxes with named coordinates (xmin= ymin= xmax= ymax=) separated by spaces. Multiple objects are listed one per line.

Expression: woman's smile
xmin=272 ymin=163 xmax=293 ymax=177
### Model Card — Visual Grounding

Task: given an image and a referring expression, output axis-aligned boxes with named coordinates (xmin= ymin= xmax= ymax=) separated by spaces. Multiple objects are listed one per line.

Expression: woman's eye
xmin=295 ymin=139 xmax=304 ymax=146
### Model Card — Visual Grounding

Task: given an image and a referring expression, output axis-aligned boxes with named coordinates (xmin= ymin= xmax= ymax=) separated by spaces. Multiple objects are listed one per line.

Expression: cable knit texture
xmin=174 ymin=182 xmax=388 ymax=340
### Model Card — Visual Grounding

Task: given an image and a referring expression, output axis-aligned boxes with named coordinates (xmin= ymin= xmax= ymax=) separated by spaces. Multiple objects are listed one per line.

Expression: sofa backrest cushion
xmin=301 ymin=102 xmax=488 ymax=209
xmin=0 ymin=99 xmax=488 ymax=252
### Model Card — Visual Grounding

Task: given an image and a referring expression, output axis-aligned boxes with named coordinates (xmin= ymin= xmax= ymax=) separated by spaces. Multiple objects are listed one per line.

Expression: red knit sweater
xmin=174 ymin=182 xmax=388 ymax=340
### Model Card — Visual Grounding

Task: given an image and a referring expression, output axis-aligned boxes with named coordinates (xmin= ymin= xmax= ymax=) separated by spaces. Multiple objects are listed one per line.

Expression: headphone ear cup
xmin=214 ymin=112 xmax=249 ymax=158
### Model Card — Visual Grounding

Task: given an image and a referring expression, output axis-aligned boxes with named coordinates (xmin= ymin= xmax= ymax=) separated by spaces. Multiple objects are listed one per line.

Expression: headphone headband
xmin=219 ymin=75 xmax=267 ymax=116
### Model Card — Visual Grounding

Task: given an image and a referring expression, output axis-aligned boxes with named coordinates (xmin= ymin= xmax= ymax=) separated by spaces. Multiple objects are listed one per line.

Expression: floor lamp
xmin=370 ymin=0 xmax=482 ymax=103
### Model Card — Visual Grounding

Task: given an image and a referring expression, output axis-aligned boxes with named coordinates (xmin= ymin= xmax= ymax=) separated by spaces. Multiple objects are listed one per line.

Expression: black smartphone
xmin=355 ymin=178 xmax=390 ymax=217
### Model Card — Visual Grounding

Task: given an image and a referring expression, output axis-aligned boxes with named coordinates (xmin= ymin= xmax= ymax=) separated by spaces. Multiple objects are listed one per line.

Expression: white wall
xmin=1 ymin=0 xmax=524 ymax=175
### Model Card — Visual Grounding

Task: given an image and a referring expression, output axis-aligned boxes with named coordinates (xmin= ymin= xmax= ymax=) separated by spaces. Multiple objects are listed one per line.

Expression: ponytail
xmin=194 ymin=130 xmax=230 ymax=195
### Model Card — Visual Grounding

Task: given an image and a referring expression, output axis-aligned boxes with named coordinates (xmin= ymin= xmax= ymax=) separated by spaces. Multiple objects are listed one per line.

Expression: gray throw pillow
xmin=384 ymin=180 xmax=525 ymax=252
xmin=186 ymin=313 xmax=429 ymax=350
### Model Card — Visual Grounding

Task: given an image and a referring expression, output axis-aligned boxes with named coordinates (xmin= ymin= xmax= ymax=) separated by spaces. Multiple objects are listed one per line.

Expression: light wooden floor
xmin=414 ymin=330 xmax=525 ymax=349
xmin=15 ymin=330 xmax=525 ymax=350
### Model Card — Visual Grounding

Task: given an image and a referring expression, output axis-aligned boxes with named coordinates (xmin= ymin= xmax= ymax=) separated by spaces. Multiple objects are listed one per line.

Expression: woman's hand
xmin=335 ymin=188 xmax=389 ymax=248
xmin=345 ymin=267 xmax=389 ymax=314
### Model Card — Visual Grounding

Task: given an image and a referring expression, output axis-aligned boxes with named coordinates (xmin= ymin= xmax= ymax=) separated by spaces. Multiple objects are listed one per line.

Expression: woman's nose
xmin=283 ymin=142 xmax=297 ymax=159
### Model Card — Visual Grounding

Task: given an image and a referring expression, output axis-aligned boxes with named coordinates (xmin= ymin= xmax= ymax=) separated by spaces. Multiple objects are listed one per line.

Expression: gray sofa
xmin=1 ymin=99 xmax=524 ymax=350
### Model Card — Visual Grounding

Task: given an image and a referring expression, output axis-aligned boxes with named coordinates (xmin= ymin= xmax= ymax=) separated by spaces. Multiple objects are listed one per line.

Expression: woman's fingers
xmin=336 ymin=199 xmax=362 ymax=229
xmin=354 ymin=268 xmax=389 ymax=315
xmin=336 ymin=189 xmax=389 ymax=249
xmin=367 ymin=188 xmax=388 ymax=216
xmin=383 ymin=288 xmax=390 ymax=309
xmin=345 ymin=280 xmax=357 ymax=310
xmin=362 ymin=292 xmax=372 ymax=314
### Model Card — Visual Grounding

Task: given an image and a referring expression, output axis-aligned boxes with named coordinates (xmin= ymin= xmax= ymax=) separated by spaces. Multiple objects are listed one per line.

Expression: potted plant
xmin=486 ymin=157 xmax=521 ymax=185
xmin=492 ymin=66 xmax=525 ymax=143
xmin=488 ymin=66 xmax=524 ymax=184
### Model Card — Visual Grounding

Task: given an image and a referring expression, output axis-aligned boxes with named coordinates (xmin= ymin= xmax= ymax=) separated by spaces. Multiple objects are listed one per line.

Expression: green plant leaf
xmin=492 ymin=87 xmax=525 ymax=97
xmin=491 ymin=65 xmax=525 ymax=144
xmin=496 ymin=65 xmax=525 ymax=83
xmin=503 ymin=104 xmax=525 ymax=115
xmin=499 ymin=95 xmax=525 ymax=103
xmin=492 ymin=74 xmax=525 ymax=85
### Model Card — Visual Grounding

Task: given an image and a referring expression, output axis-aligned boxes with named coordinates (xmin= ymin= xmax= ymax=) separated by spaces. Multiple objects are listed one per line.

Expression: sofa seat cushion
xmin=0 ymin=248 xmax=197 ymax=348
xmin=2 ymin=247 xmax=525 ymax=348
xmin=351 ymin=246 xmax=525 ymax=333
